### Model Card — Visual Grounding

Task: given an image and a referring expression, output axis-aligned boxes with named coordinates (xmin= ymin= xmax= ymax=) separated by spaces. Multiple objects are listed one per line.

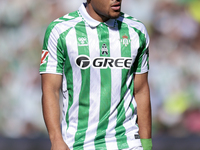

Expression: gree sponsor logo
xmin=75 ymin=55 xmax=91 ymax=69
xmin=75 ymin=55 xmax=132 ymax=69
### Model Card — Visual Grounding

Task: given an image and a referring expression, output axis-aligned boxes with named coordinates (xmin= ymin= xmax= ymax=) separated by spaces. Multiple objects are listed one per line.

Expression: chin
xmin=109 ymin=12 xmax=121 ymax=19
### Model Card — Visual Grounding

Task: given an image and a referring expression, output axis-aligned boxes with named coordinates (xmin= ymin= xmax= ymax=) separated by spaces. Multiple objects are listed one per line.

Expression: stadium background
xmin=0 ymin=0 xmax=200 ymax=149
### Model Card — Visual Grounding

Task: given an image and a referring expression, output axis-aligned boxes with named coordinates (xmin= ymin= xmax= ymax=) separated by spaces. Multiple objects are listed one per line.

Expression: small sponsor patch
xmin=40 ymin=50 xmax=49 ymax=65
xmin=77 ymin=37 xmax=88 ymax=46
xmin=135 ymin=134 xmax=140 ymax=139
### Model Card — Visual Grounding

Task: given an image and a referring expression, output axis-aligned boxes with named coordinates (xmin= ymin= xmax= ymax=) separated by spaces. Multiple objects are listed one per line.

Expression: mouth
xmin=111 ymin=2 xmax=121 ymax=11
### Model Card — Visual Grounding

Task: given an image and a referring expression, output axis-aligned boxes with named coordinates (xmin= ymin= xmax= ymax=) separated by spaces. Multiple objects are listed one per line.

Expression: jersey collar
xmin=78 ymin=3 xmax=117 ymax=28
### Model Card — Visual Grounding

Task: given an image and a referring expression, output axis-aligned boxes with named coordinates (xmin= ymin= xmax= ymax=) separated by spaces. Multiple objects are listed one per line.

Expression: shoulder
xmin=119 ymin=12 xmax=142 ymax=23
xmin=117 ymin=12 xmax=148 ymax=35
xmin=45 ymin=10 xmax=82 ymax=36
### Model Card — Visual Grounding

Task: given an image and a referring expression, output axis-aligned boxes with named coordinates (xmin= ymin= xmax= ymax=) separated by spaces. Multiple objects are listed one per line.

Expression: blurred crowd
xmin=0 ymin=0 xmax=200 ymax=138
xmin=149 ymin=0 xmax=200 ymax=137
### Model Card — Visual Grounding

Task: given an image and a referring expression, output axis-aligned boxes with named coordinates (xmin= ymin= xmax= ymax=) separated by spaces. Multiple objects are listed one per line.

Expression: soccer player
xmin=40 ymin=0 xmax=152 ymax=150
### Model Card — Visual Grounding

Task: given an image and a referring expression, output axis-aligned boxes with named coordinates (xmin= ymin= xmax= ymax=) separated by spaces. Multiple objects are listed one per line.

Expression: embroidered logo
xmin=120 ymin=34 xmax=131 ymax=47
xmin=101 ymin=44 xmax=108 ymax=55
xmin=40 ymin=50 xmax=49 ymax=65
xmin=78 ymin=37 xmax=88 ymax=46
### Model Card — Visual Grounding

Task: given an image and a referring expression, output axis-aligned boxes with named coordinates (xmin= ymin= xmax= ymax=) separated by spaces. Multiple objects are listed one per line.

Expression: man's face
xmin=87 ymin=0 xmax=122 ymax=22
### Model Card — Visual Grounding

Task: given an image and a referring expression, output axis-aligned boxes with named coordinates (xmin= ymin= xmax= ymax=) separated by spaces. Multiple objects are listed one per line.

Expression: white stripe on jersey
xmin=64 ymin=27 xmax=81 ymax=149
xmin=62 ymin=73 xmax=69 ymax=141
xmin=104 ymin=27 xmax=122 ymax=150
xmin=46 ymin=27 xmax=60 ymax=73
xmin=83 ymin=25 xmax=101 ymax=150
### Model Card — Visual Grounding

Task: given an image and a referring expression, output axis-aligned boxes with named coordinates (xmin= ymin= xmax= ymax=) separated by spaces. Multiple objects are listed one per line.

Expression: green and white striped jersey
xmin=40 ymin=3 xmax=149 ymax=150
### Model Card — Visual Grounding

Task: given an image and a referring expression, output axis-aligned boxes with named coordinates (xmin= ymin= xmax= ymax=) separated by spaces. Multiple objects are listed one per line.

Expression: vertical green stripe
xmin=114 ymin=21 xmax=131 ymax=149
xmin=56 ymin=31 xmax=68 ymax=73
xmin=128 ymin=76 xmax=135 ymax=109
xmin=57 ymin=28 xmax=73 ymax=130
xmin=131 ymin=27 xmax=148 ymax=73
xmin=130 ymin=103 xmax=135 ymax=116
xmin=73 ymin=21 xmax=90 ymax=150
xmin=127 ymin=77 xmax=135 ymax=125
xmin=94 ymin=23 xmax=111 ymax=149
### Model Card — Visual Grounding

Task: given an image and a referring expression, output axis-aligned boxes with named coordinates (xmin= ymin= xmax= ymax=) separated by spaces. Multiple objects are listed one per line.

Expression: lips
xmin=111 ymin=2 xmax=121 ymax=11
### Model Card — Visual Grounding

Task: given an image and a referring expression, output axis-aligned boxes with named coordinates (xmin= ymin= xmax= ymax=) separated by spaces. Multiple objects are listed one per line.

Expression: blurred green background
xmin=0 ymin=0 xmax=200 ymax=149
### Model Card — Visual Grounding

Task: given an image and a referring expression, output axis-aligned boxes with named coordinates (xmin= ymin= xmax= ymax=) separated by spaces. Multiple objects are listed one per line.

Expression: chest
xmin=63 ymin=25 xmax=140 ymax=70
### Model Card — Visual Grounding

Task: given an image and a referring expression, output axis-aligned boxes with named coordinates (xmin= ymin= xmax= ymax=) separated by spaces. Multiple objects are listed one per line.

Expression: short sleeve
xmin=132 ymin=26 xmax=150 ymax=74
xmin=39 ymin=22 xmax=64 ymax=75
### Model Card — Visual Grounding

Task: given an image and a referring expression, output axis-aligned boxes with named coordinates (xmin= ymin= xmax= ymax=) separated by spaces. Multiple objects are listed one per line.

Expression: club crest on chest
xmin=120 ymin=34 xmax=131 ymax=47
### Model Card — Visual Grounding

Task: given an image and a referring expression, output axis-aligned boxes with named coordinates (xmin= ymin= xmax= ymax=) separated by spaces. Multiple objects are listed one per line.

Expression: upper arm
xmin=133 ymin=73 xmax=152 ymax=138
xmin=134 ymin=72 xmax=149 ymax=96
xmin=41 ymin=74 xmax=63 ymax=95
